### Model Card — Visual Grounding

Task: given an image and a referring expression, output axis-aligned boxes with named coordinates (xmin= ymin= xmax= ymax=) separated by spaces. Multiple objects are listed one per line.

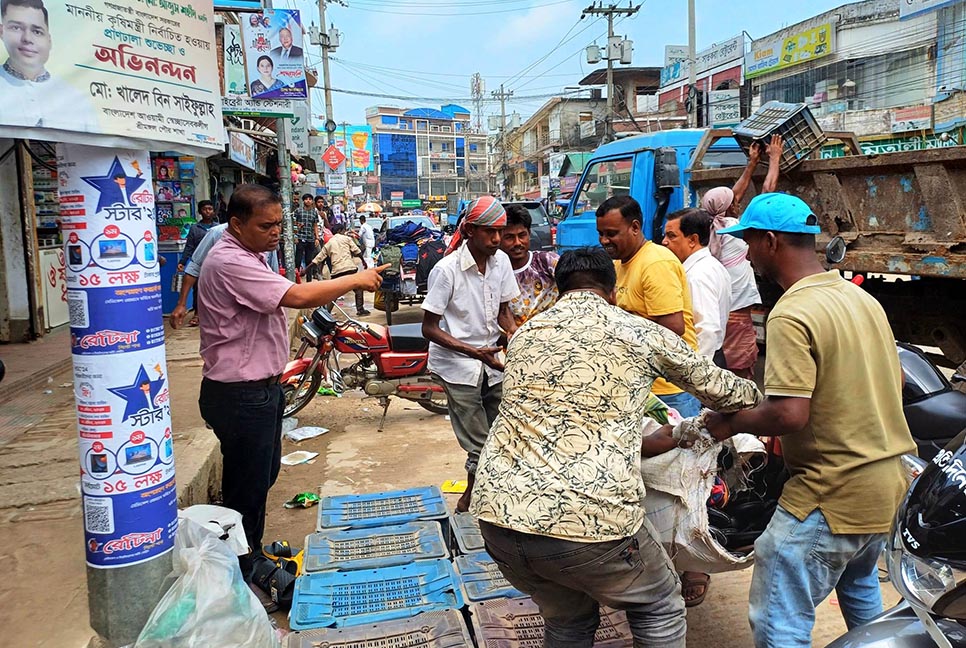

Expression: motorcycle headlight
xmin=888 ymin=509 xmax=966 ymax=617
xmin=300 ymin=322 xmax=321 ymax=346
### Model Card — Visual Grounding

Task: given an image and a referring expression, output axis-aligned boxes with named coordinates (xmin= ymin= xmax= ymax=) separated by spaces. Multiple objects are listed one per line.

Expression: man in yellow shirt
xmin=706 ymin=193 xmax=916 ymax=648
xmin=597 ymin=195 xmax=701 ymax=418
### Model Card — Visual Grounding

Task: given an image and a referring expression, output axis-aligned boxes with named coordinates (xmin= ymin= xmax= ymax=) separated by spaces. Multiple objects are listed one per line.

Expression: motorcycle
xmin=899 ymin=342 xmax=966 ymax=462
xmin=827 ymin=429 xmax=966 ymax=648
xmin=281 ymin=305 xmax=448 ymax=429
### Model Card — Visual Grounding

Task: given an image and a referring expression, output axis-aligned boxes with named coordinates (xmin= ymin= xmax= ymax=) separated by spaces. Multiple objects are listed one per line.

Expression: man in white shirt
xmin=358 ymin=214 xmax=375 ymax=269
xmin=422 ymin=196 xmax=520 ymax=513
xmin=0 ymin=0 xmax=98 ymax=132
xmin=663 ymin=208 xmax=732 ymax=364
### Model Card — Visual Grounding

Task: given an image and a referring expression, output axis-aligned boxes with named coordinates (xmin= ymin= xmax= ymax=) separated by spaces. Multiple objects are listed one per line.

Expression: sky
xmin=273 ymin=0 xmax=847 ymax=130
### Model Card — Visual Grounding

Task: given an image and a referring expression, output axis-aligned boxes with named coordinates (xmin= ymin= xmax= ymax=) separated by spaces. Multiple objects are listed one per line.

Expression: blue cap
xmin=716 ymin=193 xmax=821 ymax=239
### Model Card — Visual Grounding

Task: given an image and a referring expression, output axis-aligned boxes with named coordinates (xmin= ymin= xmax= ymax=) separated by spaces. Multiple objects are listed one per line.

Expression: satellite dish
xmin=324 ymin=119 xmax=338 ymax=133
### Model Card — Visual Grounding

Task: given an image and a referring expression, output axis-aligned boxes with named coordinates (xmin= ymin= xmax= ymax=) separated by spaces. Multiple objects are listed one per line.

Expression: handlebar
xmin=331 ymin=302 xmax=384 ymax=340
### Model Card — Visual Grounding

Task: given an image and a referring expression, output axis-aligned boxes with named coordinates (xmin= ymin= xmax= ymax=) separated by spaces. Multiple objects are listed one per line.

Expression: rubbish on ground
xmin=281 ymin=417 xmax=299 ymax=433
xmin=444 ymin=415 xmax=451 ymax=421
xmin=284 ymin=426 xmax=329 ymax=443
xmin=46 ymin=376 xmax=53 ymax=383
xmin=59 ymin=382 xmax=72 ymax=388
xmin=284 ymin=493 xmax=321 ymax=509
xmin=179 ymin=504 xmax=248 ymax=556
xmin=316 ymin=386 xmax=340 ymax=397
xmin=441 ymin=479 xmax=467 ymax=494
xmin=43 ymin=389 xmax=53 ymax=394
xmin=281 ymin=450 xmax=319 ymax=466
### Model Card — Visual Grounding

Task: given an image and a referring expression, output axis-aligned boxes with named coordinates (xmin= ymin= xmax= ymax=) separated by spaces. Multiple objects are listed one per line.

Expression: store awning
xmin=559 ymin=153 xmax=592 ymax=177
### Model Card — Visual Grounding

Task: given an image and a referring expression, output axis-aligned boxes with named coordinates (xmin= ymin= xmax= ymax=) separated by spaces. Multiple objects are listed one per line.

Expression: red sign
xmin=323 ymin=145 xmax=346 ymax=171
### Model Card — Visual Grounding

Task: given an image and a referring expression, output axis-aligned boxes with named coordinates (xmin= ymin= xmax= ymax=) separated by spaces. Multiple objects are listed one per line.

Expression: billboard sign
xmin=240 ymin=9 xmax=307 ymax=100
xmin=709 ymin=89 xmax=742 ymax=127
xmin=746 ymin=23 xmax=833 ymax=79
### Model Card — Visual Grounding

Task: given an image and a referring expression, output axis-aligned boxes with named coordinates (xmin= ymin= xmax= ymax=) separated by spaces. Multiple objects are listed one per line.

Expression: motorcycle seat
xmin=388 ymin=324 xmax=430 ymax=353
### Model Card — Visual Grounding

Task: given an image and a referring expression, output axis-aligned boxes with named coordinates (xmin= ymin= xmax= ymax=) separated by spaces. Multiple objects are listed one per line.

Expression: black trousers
xmin=294 ymin=241 xmax=319 ymax=281
xmin=332 ymin=268 xmax=365 ymax=312
xmin=199 ymin=378 xmax=284 ymax=580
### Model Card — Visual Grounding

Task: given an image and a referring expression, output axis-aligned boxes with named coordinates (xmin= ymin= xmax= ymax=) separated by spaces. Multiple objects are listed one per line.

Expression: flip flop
xmin=188 ymin=316 xmax=199 ymax=327
xmin=682 ymin=571 xmax=711 ymax=607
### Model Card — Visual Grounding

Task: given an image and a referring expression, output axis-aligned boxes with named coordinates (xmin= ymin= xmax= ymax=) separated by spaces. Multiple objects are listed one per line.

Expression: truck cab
xmin=557 ymin=130 xmax=746 ymax=250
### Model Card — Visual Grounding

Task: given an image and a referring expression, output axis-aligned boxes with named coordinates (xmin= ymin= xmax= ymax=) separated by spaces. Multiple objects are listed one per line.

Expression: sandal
xmin=188 ymin=316 xmax=199 ymax=327
xmin=682 ymin=571 xmax=711 ymax=607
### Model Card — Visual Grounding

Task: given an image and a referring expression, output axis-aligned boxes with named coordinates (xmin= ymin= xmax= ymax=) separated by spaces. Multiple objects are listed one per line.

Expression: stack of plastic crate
xmin=287 ymin=486 xmax=465 ymax=634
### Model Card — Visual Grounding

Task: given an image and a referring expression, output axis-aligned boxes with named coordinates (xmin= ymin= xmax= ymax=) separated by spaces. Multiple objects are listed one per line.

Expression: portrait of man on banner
xmin=0 ymin=0 xmax=98 ymax=131
xmin=242 ymin=8 xmax=307 ymax=100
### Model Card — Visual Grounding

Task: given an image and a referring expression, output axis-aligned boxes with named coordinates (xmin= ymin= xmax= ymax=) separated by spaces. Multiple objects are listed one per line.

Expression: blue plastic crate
xmin=304 ymin=521 xmax=449 ymax=572
xmin=289 ymin=559 xmax=465 ymax=630
xmin=317 ymin=486 xmax=449 ymax=531
xmin=284 ymin=608 xmax=473 ymax=648
xmin=451 ymin=511 xmax=485 ymax=555
xmin=454 ymin=551 xmax=526 ymax=602
xmin=469 ymin=597 xmax=633 ymax=647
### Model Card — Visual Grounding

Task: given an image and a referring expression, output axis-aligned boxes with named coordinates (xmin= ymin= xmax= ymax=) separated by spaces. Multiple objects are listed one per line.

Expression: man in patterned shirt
xmin=293 ymin=193 xmax=319 ymax=280
xmin=500 ymin=204 xmax=559 ymax=327
xmin=472 ymin=248 xmax=762 ymax=647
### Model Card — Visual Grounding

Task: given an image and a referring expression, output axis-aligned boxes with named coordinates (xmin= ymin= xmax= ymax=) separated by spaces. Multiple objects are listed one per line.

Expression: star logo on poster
xmin=82 ymin=157 xmax=147 ymax=213
xmin=323 ymin=145 xmax=345 ymax=170
xmin=108 ymin=365 xmax=165 ymax=422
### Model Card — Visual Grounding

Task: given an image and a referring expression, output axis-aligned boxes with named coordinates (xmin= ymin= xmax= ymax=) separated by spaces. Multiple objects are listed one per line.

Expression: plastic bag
xmin=641 ymin=413 xmax=766 ymax=574
xmin=134 ymin=518 xmax=279 ymax=648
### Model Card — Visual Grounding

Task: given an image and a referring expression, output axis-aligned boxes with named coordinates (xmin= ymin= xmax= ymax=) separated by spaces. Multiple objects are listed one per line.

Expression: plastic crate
xmin=469 ymin=597 xmax=633 ymax=647
xmin=732 ymin=101 xmax=826 ymax=172
xmin=454 ymin=551 xmax=526 ymax=602
xmin=451 ymin=511 xmax=485 ymax=555
xmin=317 ymin=486 xmax=450 ymax=532
xmin=289 ymin=559 xmax=465 ymax=630
xmin=303 ymin=521 xmax=449 ymax=572
xmin=284 ymin=608 xmax=473 ymax=647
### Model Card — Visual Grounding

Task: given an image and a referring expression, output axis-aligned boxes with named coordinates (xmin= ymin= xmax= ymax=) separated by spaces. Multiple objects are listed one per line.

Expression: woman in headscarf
xmin=701 ymin=134 xmax=782 ymax=380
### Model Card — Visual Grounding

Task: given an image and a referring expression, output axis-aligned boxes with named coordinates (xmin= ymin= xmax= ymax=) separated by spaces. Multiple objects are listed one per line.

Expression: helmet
xmin=890 ymin=428 xmax=966 ymax=621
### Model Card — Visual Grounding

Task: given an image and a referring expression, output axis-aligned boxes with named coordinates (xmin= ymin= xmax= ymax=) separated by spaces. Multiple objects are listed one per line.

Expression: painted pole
xmin=59 ymin=144 xmax=178 ymax=646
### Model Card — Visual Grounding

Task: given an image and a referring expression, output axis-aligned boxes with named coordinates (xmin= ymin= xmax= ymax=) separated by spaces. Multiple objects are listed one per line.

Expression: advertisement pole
xmin=59 ymin=145 xmax=179 ymax=645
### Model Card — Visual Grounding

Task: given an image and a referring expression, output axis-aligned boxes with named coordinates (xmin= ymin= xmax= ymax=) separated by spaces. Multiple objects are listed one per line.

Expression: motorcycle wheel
xmin=282 ymin=372 xmax=323 ymax=417
xmin=418 ymin=389 xmax=449 ymax=415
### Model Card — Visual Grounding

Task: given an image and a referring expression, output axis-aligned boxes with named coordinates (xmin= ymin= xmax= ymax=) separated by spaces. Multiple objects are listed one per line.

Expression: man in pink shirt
xmin=197 ymin=185 xmax=385 ymax=582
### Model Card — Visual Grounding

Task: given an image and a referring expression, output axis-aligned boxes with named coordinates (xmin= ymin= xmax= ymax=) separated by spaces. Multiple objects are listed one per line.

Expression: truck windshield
xmin=695 ymin=150 xmax=748 ymax=169
xmin=572 ymin=157 xmax=633 ymax=214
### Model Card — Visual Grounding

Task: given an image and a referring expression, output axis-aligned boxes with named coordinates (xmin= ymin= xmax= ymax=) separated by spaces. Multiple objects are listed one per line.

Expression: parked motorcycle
xmin=899 ymin=342 xmax=966 ymax=462
xmin=281 ymin=305 xmax=448 ymax=428
xmin=827 ymin=429 xmax=966 ymax=648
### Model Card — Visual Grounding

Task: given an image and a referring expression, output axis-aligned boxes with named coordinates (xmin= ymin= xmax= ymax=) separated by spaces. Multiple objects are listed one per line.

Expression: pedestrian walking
xmin=177 ymin=199 xmax=217 ymax=327
xmin=596 ymin=195 xmax=701 ymax=417
xmin=500 ymin=204 xmax=559 ymax=327
xmin=358 ymin=214 xmax=375 ymax=269
xmin=705 ymin=193 xmax=916 ymax=648
xmin=702 ymin=134 xmax=782 ymax=379
xmin=421 ymin=196 xmax=519 ymax=512
xmin=308 ymin=223 xmax=369 ymax=315
xmin=293 ymin=193 xmax=320 ymax=281
xmin=196 ymin=185 xmax=386 ymax=587
xmin=472 ymin=247 xmax=762 ymax=647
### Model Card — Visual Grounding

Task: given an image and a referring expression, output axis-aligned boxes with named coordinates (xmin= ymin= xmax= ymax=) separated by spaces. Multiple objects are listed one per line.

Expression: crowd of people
xmin=168 ymin=136 xmax=915 ymax=646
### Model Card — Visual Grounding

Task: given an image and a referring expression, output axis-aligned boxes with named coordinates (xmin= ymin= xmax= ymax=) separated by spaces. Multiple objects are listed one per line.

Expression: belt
xmin=204 ymin=374 xmax=282 ymax=389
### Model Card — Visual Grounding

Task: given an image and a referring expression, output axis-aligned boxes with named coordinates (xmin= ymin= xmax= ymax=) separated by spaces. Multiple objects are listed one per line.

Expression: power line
xmin=345 ymin=0 xmax=574 ymax=16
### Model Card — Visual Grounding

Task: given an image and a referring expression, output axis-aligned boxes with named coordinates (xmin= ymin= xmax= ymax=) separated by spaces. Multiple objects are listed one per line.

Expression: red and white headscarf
xmin=445 ymin=196 xmax=507 ymax=254
xmin=701 ymin=186 xmax=735 ymax=259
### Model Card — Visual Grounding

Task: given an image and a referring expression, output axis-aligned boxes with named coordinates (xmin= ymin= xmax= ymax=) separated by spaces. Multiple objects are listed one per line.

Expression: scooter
xmin=827 ymin=429 xmax=966 ymax=648
xmin=281 ymin=305 xmax=448 ymax=429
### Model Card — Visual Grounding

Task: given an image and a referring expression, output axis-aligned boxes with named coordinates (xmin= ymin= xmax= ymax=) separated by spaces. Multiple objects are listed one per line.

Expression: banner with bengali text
xmin=0 ymin=0 xmax=223 ymax=154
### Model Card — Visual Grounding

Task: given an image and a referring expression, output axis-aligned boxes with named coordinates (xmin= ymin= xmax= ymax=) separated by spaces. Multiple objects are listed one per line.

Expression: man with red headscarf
xmin=422 ymin=196 xmax=520 ymax=512
xmin=701 ymin=134 xmax=782 ymax=379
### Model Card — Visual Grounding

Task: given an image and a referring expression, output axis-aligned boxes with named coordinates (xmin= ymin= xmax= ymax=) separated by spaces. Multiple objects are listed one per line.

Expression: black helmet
xmin=892 ymin=428 xmax=966 ymax=620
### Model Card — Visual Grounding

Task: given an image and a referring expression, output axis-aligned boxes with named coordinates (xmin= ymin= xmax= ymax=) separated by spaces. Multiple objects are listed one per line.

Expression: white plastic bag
xmin=134 ymin=518 xmax=279 ymax=648
xmin=641 ymin=414 xmax=766 ymax=574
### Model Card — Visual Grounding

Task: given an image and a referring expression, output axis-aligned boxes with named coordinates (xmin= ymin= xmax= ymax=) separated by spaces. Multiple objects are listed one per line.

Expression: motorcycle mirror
xmin=825 ymin=236 xmax=847 ymax=264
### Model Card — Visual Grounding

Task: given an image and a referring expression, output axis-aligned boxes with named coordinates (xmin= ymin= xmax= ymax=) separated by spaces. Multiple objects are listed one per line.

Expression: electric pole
xmin=492 ymin=84 xmax=513 ymax=200
xmin=318 ymin=0 xmax=337 ymax=145
xmin=583 ymin=2 xmax=640 ymax=142
xmin=266 ymin=0 xmax=295 ymax=279
xmin=687 ymin=0 xmax=697 ymax=128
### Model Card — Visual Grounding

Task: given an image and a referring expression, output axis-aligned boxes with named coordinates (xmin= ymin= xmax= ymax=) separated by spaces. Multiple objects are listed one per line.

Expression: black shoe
xmin=357 ymin=309 xmax=371 ymax=316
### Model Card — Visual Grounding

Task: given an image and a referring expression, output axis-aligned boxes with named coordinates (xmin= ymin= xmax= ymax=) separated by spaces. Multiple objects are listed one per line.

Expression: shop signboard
xmin=57 ymin=144 xmax=177 ymax=568
xmin=709 ymin=89 xmax=742 ymax=127
xmin=325 ymin=172 xmax=346 ymax=193
xmin=891 ymin=105 xmax=933 ymax=133
xmin=900 ymin=0 xmax=960 ymax=19
xmin=540 ymin=176 xmax=550 ymax=199
xmin=746 ymin=23 xmax=833 ymax=79
xmin=289 ymin=103 xmax=310 ymax=157
xmin=665 ymin=45 xmax=689 ymax=66
xmin=322 ymin=145 xmax=346 ymax=170
xmin=223 ymin=25 xmax=247 ymax=97
xmin=229 ymin=132 xmax=256 ymax=170
xmin=215 ymin=0 xmax=263 ymax=10
xmin=336 ymin=125 xmax=375 ymax=173
xmin=661 ymin=35 xmax=744 ymax=87
xmin=221 ymin=97 xmax=294 ymax=118
xmin=560 ymin=175 xmax=579 ymax=193
xmin=0 ymin=0 xmax=223 ymax=153
xmin=549 ymin=153 xmax=566 ymax=178
xmin=241 ymin=9 xmax=307 ymax=100
xmin=401 ymin=199 xmax=421 ymax=208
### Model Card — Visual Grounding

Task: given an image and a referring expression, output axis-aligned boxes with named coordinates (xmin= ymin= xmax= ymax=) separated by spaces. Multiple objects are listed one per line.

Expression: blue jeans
xmin=750 ymin=506 xmax=886 ymax=648
xmin=657 ymin=391 xmax=701 ymax=418
xmin=480 ymin=520 xmax=686 ymax=648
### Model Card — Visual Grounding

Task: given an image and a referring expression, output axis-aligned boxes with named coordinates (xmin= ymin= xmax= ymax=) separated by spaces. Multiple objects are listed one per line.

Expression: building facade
xmin=366 ymin=104 xmax=489 ymax=201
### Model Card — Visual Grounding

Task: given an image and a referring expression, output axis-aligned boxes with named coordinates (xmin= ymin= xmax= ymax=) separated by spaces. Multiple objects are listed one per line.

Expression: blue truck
xmin=555 ymin=127 xmax=966 ymax=374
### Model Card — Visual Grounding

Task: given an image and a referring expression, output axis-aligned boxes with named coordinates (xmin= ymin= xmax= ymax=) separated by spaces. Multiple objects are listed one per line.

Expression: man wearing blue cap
xmin=705 ymin=193 xmax=916 ymax=648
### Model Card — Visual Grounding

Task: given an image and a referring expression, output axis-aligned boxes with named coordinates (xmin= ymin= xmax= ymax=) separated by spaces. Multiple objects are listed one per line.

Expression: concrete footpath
xmin=0 ymin=324 xmax=219 ymax=648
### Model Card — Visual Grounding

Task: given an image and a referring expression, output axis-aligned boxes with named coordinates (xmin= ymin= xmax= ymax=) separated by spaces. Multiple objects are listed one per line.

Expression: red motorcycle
xmin=281 ymin=305 xmax=448 ymax=429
